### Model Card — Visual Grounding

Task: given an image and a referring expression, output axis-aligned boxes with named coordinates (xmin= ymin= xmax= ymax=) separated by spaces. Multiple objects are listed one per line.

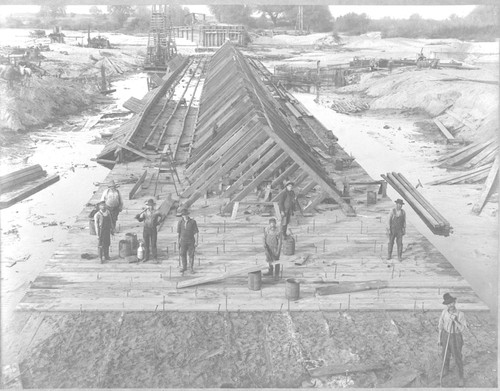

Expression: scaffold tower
xmin=144 ymin=5 xmax=177 ymax=71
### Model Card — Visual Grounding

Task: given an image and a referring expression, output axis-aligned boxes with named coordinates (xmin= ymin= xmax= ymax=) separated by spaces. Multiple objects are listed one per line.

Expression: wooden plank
xmin=231 ymin=201 xmax=240 ymax=220
xmin=81 ymin=115 xmax=103 ymax=132
xmin=315 ymin=280 xmax=388 ymax=296
xmin=433 ymin=118 xmax=454 ymax=140
xmin=303 ymin=190 xmax=328 ymax=213
xmin=446 ymin=109 xmax=476 ymax=131
xmin=379 ymin=369 xmax=419 ymax=388
xmin=0 ymin=164 xmax=43 ymax=183
xmin=428 ymin=164 xmax=491 ymax=186
xmin=114 ymin=140 xmax=156 ymax=161
xmin=122 ymin=97 xmax=145 ymax=113
xmin=0 ymin=174 xmax=59 ymax=209
xmin=440 ymin=140 xmax=493 ymax=167
xmin=176 ymin=264 xmax=268 ymax=288
xmin=472 ymin=155 xmax=499 ymax=215
xmin=271 ymin=163 xmax=300 ymax=188
xmin=0 ymin=166 xmax=46 ymax=193
xmin=284 ymin=101 xmax=302 ymax=118
xmin=309 ymin=363 xmax=386 ymax=378
xmin=128 ymin=170 xmax=148 ymax=200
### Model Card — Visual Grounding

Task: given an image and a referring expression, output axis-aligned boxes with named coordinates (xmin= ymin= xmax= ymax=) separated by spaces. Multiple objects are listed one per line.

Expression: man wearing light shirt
xmin=438 ymin=293 xmax=467 ymax=387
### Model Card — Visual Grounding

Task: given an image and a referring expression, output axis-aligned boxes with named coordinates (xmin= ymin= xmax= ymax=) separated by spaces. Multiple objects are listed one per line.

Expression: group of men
xmin=93 ymin=180 xmax=199 ymax=271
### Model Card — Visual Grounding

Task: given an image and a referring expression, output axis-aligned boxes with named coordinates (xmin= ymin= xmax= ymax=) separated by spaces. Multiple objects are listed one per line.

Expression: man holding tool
xmin=135 ymin=199 xmax=163 ymax=263
xmin=438 ymin=293 xmax=467 ymax=387
xmin=177 ymin=209 xmax=199 ymax=274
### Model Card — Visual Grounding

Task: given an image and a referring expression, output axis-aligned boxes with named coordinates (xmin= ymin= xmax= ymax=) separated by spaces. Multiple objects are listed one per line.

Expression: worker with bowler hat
xmin=279 ymin=180 xmax=296 ymax=238
xmin=177 ymin=209 xmax=199 ymax=273
xmin=387 ymin=198 xmax=406 ymax=261
xmin=135 ymin=199 xmax=163 ymax=263
xmin=94 ymin=200 xmax=113 ymax=262
xmin=438 ymin=293 xmax=467 ymax=387
xmin=100 ymin=180 xmax=123 ymax=231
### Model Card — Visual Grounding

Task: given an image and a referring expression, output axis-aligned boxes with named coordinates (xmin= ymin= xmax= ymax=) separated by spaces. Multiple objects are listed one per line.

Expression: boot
xmin=281 ymin=225 xmax=288 ymax=239
xmin=264 ymin=264 xmax=273 ymax=276
xmin=189 ymin=259 xmax=195 ymax=274
xmin=104 ymin=246 xmax=111 ymax=261
xmin=98 ymin=247 xmax=104 ymax=263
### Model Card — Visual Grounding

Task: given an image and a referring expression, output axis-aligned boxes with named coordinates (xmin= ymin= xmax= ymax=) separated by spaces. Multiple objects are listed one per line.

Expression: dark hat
xmin=395 ymin=199 xmax=404 ymax=205
xmin=442 ymin=293 xmax=456 ymax=305
xmin=108 ymin=180 xmax=118 ymax=188
xmin=285 ymin=181 xmax=294 ymax=187
xmin=145 ymin=199 xmax=156 ymax=206
xmin=180 ymin=209 xmax=189 ymax=216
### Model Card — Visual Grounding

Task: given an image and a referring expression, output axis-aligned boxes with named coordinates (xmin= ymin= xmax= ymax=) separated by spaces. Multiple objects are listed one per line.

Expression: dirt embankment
xmin=0 ymin=32 xmax=144 ymax=132
xmin=11 ymin=311 xmax=496 ymax=388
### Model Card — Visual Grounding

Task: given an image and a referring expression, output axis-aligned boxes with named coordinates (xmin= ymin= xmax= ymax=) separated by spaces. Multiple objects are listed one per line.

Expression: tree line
xmin=1 ymin=4 xmax=497 ymax=41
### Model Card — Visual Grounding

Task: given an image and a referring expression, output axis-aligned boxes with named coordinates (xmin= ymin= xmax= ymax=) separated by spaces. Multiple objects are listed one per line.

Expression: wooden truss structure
xmin=180 ymin=43 xmax=355 ymax=216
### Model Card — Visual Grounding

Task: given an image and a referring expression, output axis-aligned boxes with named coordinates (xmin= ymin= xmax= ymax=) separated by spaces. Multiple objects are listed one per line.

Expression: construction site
xmin=1 ymin=4 xmax=498 ymax=390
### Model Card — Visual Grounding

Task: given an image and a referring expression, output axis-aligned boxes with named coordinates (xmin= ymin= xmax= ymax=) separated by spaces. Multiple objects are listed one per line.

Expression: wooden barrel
xmin=248 ymin=271 xmax=262 ymax=291
xmin=119 ymin=240 xmax=132 ymax=258
xmin=286 ymin=278 xmax=300 ymax=300
xmin=367 ymin=190 xmax=377 ymax=205
xmin=89 ymin=219 xmax=96 ymax=235
xmin=282 ymin=236 xmax=295 ymax=256
xmin=126 ymin=233 xmax=139 ymax=254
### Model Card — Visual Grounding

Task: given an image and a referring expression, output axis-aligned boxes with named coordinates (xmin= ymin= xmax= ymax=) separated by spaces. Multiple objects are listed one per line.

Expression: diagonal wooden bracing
xmin=180 ymin=43 xmax=355 ymax=216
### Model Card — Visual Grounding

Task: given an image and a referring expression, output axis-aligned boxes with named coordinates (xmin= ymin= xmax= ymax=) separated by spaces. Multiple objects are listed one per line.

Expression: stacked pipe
xmin=382 ymin=172 xmax=452 ymax=237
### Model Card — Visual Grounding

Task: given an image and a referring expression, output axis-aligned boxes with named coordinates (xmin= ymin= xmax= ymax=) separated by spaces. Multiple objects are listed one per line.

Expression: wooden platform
xmin=17 ymin=47 xmax=488 ymax=314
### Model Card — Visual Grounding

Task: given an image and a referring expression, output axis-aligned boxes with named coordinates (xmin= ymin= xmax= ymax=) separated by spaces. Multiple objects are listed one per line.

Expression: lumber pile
xmin=431 ymin=139 xmax=498 ymax=186
xmin=0 ymin=174 xmax=60 ymax=210
xmin=472 ymin=156 xmax=498 ymax=215
xmin=0 ymin=164 xmax=46 ymax=194
xmin=382 ymin=172 xmax=452 ymax=236
xmin=327 ymin=98 xmax=369 ymax=114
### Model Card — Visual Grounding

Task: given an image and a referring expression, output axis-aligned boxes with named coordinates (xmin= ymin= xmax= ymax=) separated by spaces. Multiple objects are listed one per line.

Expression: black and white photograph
xmin=0 ymin=0 xmax=498 ymax=388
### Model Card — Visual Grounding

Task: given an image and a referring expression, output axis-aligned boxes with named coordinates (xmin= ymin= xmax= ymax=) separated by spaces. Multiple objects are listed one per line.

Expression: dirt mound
xmin=339 ymin=67 xmax=498 ymax=140
xmin=0 ymin=78 xmax=96 ymax=131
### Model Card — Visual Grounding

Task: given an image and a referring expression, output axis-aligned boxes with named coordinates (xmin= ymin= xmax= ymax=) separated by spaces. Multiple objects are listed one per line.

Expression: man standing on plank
xmin=438 ymin=293 xmax=467 ymax=387
xmin=387 ymin=198 xmax=406 ymax=261
xmin=263 ymin=218 xmax=282 ymax=276
xmin=177 ymin=209 xmax=199 ymax=274
xmin=94 ymin=201 xmax=112 ymax=263
xmin=135 ymin=199 xmax=163 ymax=263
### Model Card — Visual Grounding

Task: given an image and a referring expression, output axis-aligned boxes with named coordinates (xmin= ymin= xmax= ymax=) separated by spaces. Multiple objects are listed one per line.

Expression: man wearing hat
xmin=94 ymin=200 xmax=112 ymax=262
xmin=100 ymin=180 xmax=123 ymax=231
xmin=177 ymin=209 xmax=199 ymax=273
xmin=387 ymin=198 xmax=406 ymax=261
xmin=135 ymin=199 xmax=163 ymax=262
xmin=279 ymin=181 xmax=296 ymax=238
xmin=438 ymin=293 xmax=467 ymax=387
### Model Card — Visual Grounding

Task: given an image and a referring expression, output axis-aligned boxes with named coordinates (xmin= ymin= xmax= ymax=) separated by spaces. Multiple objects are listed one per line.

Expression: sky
xmin=0 ymin=4 xmax=477 ymax=21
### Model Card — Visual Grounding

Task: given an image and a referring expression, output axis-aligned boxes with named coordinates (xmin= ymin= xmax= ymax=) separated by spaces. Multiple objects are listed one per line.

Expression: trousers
xmin=180 ymin=241 xmax=195 ymax=270
xmin=388 ymin=231 xmax=403 ymax=259
xmin=143 ymin=227 xmax=157 ymax=260
xmin=441 ymin=330 xmax=464 ymax=379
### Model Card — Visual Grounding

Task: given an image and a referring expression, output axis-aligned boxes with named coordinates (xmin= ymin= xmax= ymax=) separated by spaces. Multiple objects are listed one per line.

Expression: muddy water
xmin=0 ymin=73 xmax=149 ymax=327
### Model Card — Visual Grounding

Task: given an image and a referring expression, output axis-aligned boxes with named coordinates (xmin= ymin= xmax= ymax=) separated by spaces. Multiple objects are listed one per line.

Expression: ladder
xmin=154 ymin=144 xmax=181 ymax=197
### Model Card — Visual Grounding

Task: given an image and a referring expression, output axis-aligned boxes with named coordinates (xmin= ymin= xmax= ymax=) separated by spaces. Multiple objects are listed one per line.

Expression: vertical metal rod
xmin=391 ymin=264 xmax=395 ymax=279
xmin=280 ymin=303 xmax=283 ymax=311
xmin=169 ymin=266 xmax=171 ymax=280
xmin=218 ymin=304 xmax=221 ymax=313
xmin=334 ymin=264 xmax=337 ymax=279
xmin=225 ymin=294 xmax=228 ymax=311
xmin=224 ymin=220 xmax=226 ymax=233
xmin=348 ymin=294 xmax=351 ymax=310
xmin=360 ymin=221 xmax=363 ymax=234
xmin=323 ymin=239 xmax=326 ymax=252
xmin=223 ymin=240 xmax=225 ymax=253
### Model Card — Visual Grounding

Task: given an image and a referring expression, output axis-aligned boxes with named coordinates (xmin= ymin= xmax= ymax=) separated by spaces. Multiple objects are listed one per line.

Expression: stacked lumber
xmin=328 ymin=98 xmax=369 ymax=114
xmin=431 ymin=139 xmax=498 ymax=185
xmin=382 ymin=172 xmax=452 ymax=236
xmin=0 ymin=164 xmax=46 ymax=194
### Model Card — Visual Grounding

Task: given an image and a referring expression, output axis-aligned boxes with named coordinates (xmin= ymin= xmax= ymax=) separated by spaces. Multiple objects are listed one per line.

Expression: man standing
xmin=438 ymin=293 xmax=467 ymax=387
xmin=135 ymin=199 xmax=163 ymax=263
xmin=101 ymin=180 xmax=123 ymax=231
xmin=94 ymin=201 xmax=112 ymax=263
xmin=263 ymin=218 xmax=282 ymax=276
xmin=177 ymin=209 xmax=199 ymax=273
xmin=387 ymin=198 xmax=406 ymax=261
xmin=279 ymin=181 xmax=296 ymax=238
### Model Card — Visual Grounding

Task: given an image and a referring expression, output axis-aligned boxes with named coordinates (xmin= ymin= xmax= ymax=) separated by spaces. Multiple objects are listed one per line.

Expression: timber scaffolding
xmin=172 ymin=24 xmax=246 ymax=48
xmin=17 ymin=42 xmax=488 ymax=313
xmin=272 ymin=63 xmax=353 ymax=91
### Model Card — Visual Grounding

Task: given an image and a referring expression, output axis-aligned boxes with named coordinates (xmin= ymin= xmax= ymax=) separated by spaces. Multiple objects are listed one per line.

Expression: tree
xmin=39 ymin=1 xmax=66 ymax=19
xmin=107 ymin=5 xmax=134 ymax=28
xmin=334 ymin=13 xmax=370 ymax=35
xmin=256 ymin=6 xmax=294 ymax=27
xmin=303 ymin=5 xmax=332 ymax=32
xmin=89 ymin=6 xmax=102 ymax=16
xmin=208 ymin=5 xmax=253 ymax=25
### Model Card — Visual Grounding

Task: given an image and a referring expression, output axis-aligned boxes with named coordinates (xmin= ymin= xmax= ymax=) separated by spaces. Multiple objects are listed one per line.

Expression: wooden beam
xmin=224 ymin=152 xmax=290 ymax=213
xmin=0 ymin=174 xmax=60 ymax=210
xmin=472 ymin=155 xmax=499 ymax=215
xmin=271 ymin=163 xmax=300 ymax=188
xmin=433 ymin=118 xmax=455 ymax=141
xmin=0 ymin=164 xmax=46 ymax=193
xmin=315 ymin=280 xmax=388 ymax=296
xmin=177 ymin=264 xmax=268 ymax=288
xmin=309 ymin=363 xmax=386 ymax=378
xmin=303 ymin=190 xmax=328 ymax=214
xmin=114 ymin=141 xmax=156 ymax=162
xmin=128 ymin=170 xmax=148 ymax=200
